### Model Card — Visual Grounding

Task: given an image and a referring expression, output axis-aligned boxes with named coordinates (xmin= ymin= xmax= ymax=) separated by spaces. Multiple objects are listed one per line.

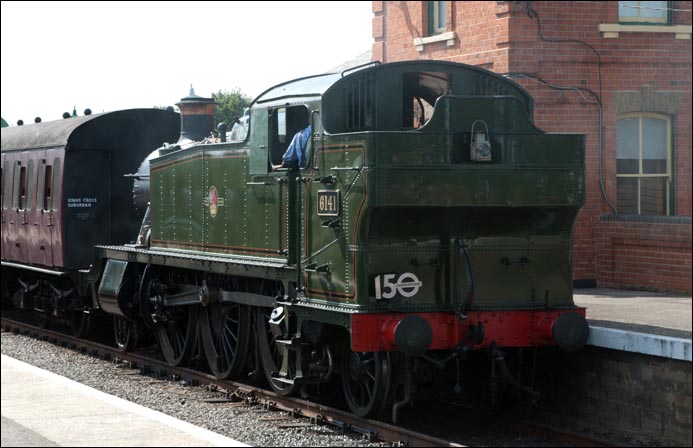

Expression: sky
xmin=1 ymin=1 xmax=373 ymax=125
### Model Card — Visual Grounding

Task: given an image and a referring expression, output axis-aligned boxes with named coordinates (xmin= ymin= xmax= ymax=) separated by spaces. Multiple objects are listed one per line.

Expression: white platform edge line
xmin=587 ymin=326 xmax=692 ymax=362
xmin=1 ymin=354 xmax=249 ymax=447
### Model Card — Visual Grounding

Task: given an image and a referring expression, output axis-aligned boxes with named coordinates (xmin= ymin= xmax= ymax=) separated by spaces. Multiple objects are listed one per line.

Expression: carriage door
xmin=11 ymin=153 xmax=27 ymax=261
xmin=11 ymin=152 xmax=31 ymax=262
xmin=35 ymin=154 xmax=54 ymax=266
xmin=42 ymin=149 xmax=61 ymax=267
xmin=1 ymin=154 xmax=8 ymax=260
xmin=22 ymin=153 xmax=40 ymax=265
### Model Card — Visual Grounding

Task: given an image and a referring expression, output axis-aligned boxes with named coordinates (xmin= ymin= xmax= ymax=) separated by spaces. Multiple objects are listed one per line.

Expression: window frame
xmin=428 ymin=1 xmax=447 ymax=36
xmin=51 ymin=158 xmax=61 ymax=211
xmin=12 ymin=161 xmax=22 ymax=210
xmin=26 ymin=159 xmax=35 ymax=210
xmin=269 ymin=105 xmax=312 ymax=170
xmin=37 ymin=159 xmax=54 ymax=212
xmin=2 ymin=161 xmax=11 ymax=210
xmin=618 ymin=1 xmax=672 ymax=25
xmin=616 ymin=112 xmax=673 ymax=215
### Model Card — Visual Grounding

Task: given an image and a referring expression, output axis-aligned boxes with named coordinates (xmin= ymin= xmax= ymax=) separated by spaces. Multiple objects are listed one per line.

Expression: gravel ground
xmin=1 ymin=330 xmax=384 ymax=447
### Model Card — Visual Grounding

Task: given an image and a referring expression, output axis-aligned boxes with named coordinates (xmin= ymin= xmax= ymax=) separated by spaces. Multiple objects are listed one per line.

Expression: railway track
xmin=2 ymin=316 xmax=618 ymax=447
xmin=437 ymin=400 xmax=620 ymax=447
xmin=1 ymin=316 xmax=458 ymax=447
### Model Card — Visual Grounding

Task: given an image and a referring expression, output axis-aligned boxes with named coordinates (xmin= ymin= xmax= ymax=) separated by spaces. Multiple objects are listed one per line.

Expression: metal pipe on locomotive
xmin=1 ymin=60 xmax=588 ymax=421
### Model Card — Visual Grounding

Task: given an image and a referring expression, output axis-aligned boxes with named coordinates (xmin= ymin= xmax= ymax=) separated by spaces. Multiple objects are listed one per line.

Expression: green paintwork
xmin=147 ymin=60 xmax=584 ymax=327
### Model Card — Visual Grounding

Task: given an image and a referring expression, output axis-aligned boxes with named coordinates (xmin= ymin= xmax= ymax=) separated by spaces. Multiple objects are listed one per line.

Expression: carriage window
xmin=19 ymin=166 xmax=27 ymax=210
xmin=15 ymin=164 xmax=27 ymax=210
xmin=26 ymin=159 xmax=35 ymax=209
xmin=2 ymin=161 xmax=10 ymax=209
xmin=37 ymin=160 xmax=52 ymax=211
xmin=51 ymin=158 xmax=60 ymax=210
xmin=402 ymin=72 xmax=450 ymax=129
xmin=44 ymin=164 xmax=53 ymax=211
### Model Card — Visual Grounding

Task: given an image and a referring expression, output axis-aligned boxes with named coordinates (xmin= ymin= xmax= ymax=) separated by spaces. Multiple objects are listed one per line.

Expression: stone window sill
xmin=599 ymin=23 xmax=691 ymax=39
xmin=413 ymin=31 xmax=456 ymax=52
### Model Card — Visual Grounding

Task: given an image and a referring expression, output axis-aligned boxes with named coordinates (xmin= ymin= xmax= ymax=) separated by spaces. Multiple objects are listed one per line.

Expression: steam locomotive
xmin=1 ymin=60 xmax=588 ymax=421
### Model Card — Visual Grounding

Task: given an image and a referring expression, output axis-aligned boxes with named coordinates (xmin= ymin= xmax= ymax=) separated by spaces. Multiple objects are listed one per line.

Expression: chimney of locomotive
xmin=175 ymin=85 xmax=218 ymax=144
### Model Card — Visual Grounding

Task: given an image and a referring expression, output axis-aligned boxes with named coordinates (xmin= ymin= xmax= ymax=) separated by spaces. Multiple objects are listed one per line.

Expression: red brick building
xmin=372 ymin=1 xmax=692 ymax=292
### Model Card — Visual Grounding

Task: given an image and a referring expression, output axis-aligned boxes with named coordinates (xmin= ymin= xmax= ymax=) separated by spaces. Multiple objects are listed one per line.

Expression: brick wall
xmin=596 ymin=217 xmax=692 ymax=292
xmin=375 ymin=1 xmax=692 ymax=291
xmin=534 ymin=347 xmax=692 ymax=446
xmin=372 ymin=1 xmax=512 ymax=69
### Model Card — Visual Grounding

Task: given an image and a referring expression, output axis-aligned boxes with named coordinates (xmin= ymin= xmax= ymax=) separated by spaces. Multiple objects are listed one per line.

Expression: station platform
xmin=574 ymin=288 xmax=692 ymax=361
xmin=1 ymin=355 xmax=247 ymax=447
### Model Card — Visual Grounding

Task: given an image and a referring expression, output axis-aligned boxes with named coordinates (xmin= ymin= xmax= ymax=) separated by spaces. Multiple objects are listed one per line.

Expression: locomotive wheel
xmin=114 ymin=316 xmax=138 ymax=352
xmin=256 ymin=307 xmax=296 ymax=396
xmin=156 ymin=305 xmax=199 ymax=367
xmin=138 ymin=265 xmax=160 ymax=329
xmin=199 ymin=302 xmax=251 ymax=379
xmin=342 ymin=351 xmax=392 ymax=418
xmin=70 ymin=309 xmax=91 ymax=338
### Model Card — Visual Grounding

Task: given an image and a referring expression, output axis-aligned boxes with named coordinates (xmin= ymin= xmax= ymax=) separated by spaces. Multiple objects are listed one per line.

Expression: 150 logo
xmin=374 ymin=273 xmax=422 ymax=300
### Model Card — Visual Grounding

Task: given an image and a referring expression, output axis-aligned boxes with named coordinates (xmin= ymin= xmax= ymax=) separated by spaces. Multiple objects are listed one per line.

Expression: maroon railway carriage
xmin=1 ymin=109 xmax=179 ymax=331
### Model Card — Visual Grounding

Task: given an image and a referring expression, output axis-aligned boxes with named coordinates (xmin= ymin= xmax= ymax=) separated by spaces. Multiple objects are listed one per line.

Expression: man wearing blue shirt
xmin=273 ymin=119 xmax=311 ymax=169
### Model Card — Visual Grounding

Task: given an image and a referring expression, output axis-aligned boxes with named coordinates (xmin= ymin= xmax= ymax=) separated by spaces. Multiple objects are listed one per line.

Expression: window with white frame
xmin=428 ymin=1 xmax=447 ymax=35
xmin=618 ymin=1 xmax=670 ymax=24
xmin=616 ymin=113 xmax=672 ymax=215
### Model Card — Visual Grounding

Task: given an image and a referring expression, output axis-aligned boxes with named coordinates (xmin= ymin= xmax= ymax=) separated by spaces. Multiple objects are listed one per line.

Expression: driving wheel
xmin=114 ymin=316 xmax=138 ymax=352
xmin=342 ymin=350 xmax=392 ymax=418
xmin=156 ymin=304 xmax=199 ymax=367
xmin=256 ymin=307 xmax=296 ymax=396
xmin=200 ymin=302 xmax=251 ymax=379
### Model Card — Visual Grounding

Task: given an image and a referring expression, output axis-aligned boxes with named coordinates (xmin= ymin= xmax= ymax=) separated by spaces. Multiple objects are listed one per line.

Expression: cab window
xmin=269 ymin=105 xmax=311 ymax=168
xmin=402 ymin=72 xmax=450 ymax=129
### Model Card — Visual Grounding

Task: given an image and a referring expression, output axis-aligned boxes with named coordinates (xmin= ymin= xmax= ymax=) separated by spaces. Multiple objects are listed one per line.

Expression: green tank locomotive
xmin=97 ymin=60 xmax=588 ymax=420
